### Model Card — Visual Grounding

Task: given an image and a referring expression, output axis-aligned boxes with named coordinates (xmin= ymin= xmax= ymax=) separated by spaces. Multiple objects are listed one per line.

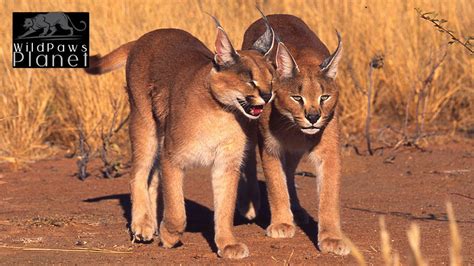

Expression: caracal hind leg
xmin=148 ymin=135 xmax=163 ymax=236
xmin=261 ymin=148 xmax=295 ymax=239
xmin=159 ymin=157 xmax=186 ymax=248
xmin=148 ymin=165 xmax=159 ymax=236
xmin=237 ymin=143 xmax=260 ymax=220
xmin=213 ymin=149 xmax=249 ymax=259
xmin=284 ymin=152 xmax=309 ymax=225
xmin=129 ymin=110 xmax=158 ymax=242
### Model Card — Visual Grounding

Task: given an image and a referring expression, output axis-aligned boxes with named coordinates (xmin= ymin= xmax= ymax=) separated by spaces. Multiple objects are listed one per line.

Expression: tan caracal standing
xmin=86 ymin=17 xmax=276 ymax=258
xmin=241 ymin=14 xmax=350 ymax=255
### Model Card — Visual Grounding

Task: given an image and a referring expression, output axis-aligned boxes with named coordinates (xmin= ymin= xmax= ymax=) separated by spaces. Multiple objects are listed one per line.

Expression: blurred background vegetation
xmin=1 ymin=0 xmax=472 ymax=165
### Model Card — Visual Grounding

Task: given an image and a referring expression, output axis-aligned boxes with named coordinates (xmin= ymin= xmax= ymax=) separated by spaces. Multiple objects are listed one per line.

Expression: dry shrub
xmin=0 ymin=0 xmax=472 ymax=163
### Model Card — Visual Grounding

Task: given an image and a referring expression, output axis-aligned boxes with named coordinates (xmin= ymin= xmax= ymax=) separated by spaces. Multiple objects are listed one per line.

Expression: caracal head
xmin=272 ymin=32 xmax=343 ymax=134
xmin=209 ymin=15 xmax=276 ymax=119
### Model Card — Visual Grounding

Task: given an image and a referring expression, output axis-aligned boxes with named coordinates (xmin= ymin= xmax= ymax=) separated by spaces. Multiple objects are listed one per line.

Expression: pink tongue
xmin=250 ymin=107 xmax=263 ymax=116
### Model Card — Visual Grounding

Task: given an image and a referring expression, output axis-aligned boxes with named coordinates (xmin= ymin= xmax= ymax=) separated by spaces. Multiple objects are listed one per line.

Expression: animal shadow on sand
xmin=250 ymin=181 xmax=320 ymax=250
xmin=83 ymin=180 xmax=320 ymax=252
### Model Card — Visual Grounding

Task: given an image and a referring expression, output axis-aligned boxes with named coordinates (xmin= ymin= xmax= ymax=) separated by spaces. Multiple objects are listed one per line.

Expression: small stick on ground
xmin=0 ymin=245 xmax=132 ymax=254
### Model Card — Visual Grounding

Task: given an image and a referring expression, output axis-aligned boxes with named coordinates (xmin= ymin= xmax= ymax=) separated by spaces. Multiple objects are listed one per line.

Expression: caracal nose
xmin=259 ymin=92 xmax=272 ymax=103
xmin=306 ymin=113 xmax=320 ymax=124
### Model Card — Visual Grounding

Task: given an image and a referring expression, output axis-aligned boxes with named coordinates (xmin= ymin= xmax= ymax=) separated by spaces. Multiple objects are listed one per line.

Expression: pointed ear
xmin=320 ymin=31 xmax=343 ymax=79
xmin=251 ymin=7 xmax=275 ymax=56
xmin=214 ymin=27 xmax=239 ymax=67
xmin=276 ymin=42 xmax=299 ymax=79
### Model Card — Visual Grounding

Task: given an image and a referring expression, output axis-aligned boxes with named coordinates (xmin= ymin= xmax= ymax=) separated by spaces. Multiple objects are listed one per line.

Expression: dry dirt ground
xmin=0 ymin=141 xmax=473 ymax=264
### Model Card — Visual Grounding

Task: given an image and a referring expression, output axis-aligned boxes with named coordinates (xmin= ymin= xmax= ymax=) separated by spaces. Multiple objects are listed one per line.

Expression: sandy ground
xmin=0 ymin=141 xmax=473 ymax=264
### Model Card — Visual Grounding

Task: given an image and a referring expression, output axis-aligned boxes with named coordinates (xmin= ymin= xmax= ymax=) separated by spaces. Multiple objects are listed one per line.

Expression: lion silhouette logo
xmin=18 ymin=12 xmax=86 ymax=39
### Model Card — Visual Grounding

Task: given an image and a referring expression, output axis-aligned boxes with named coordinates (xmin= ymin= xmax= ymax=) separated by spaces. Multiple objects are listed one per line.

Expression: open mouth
xmin=237 ymin=98 xmax=264 ymax=118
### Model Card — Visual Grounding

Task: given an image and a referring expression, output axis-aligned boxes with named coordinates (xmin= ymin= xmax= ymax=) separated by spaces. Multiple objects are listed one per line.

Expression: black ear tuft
xmin=320 ymin=31 xmax=343 ymax=79
xmin=206 ymin=13 xmax=240 ymax=67
xmin=251 ymin=7 xmax=275 ymax=56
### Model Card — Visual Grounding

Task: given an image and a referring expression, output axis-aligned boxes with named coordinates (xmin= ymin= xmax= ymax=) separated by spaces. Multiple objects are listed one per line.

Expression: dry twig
xmin=415 ymin=8 xmax=473 ymax=54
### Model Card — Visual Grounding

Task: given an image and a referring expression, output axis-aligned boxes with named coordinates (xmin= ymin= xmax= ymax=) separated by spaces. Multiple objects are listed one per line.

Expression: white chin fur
xmin=242 ymin=111 xmax=260 ymax=120
xmin=301 ymin=128 xmax=320 ymax=135
xmin=235 ymin=102 xmax=260 ymax=120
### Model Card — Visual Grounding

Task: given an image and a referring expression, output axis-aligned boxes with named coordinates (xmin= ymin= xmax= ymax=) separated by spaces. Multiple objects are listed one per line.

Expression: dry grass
xmin=379 ymin=216 xmax=400 ymax=266
xmin=349 ymin=202 xmax=463 ymax=265
xmin=407 ymin=223 xmax=427 ymax=266
xmin=447 ymin=202 xmax=462 ymax=266
xmin=1 ymin=0 xmax=472 ymax=163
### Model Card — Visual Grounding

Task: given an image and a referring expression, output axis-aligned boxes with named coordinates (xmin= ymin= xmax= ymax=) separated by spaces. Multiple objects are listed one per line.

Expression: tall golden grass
xmin=1 ymin=0 xmax=472 ymax=163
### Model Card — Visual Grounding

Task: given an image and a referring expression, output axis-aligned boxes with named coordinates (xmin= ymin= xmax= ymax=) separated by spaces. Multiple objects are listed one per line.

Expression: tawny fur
xmin=241 ymin=14 xmax=350 ymax=256
xmin=86 ymin=28 xmax=275 ymax=259
xmin=85 ymin=41 xmax=135 ymax=75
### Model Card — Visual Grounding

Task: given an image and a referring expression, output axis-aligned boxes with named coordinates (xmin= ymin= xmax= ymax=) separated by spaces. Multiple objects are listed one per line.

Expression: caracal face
xmin=272 ymin=37 xmax=342 ymax=135
xmin=273 ymin=66 xmax=339 ymax=135
xmin=210 ymin=50 xmax=275 ymax=119
xmin=210 ymin=30 xmax=275 ymax=119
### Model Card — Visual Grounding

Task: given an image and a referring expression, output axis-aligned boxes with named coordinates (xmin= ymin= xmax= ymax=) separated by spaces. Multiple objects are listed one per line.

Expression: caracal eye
xmin=320 ymin=95 xmax=330 ymax=101
xmin=291 ymin=95 xmax=304 ymax=104
xmin=247 ymin=80 xmax=257 ymax=87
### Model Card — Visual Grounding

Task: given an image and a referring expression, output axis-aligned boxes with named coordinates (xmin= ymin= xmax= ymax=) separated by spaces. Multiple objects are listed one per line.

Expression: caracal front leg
xmin=213 ymin=150 xmax=249 ymax=259
xmin=237 ymin=142 xmax=260 ymax=220
xmin=284 ymin=152 xmax=309 ymax=225
xmin=261 ymin=148 xmax=295 ymax=238
xmin=159 ymin=157 xmax=186 ymax=248
xmin=311 ymin=145 xmax=350 ymax=255
xmin=129 ymin=111 xmax=158 ymax=242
